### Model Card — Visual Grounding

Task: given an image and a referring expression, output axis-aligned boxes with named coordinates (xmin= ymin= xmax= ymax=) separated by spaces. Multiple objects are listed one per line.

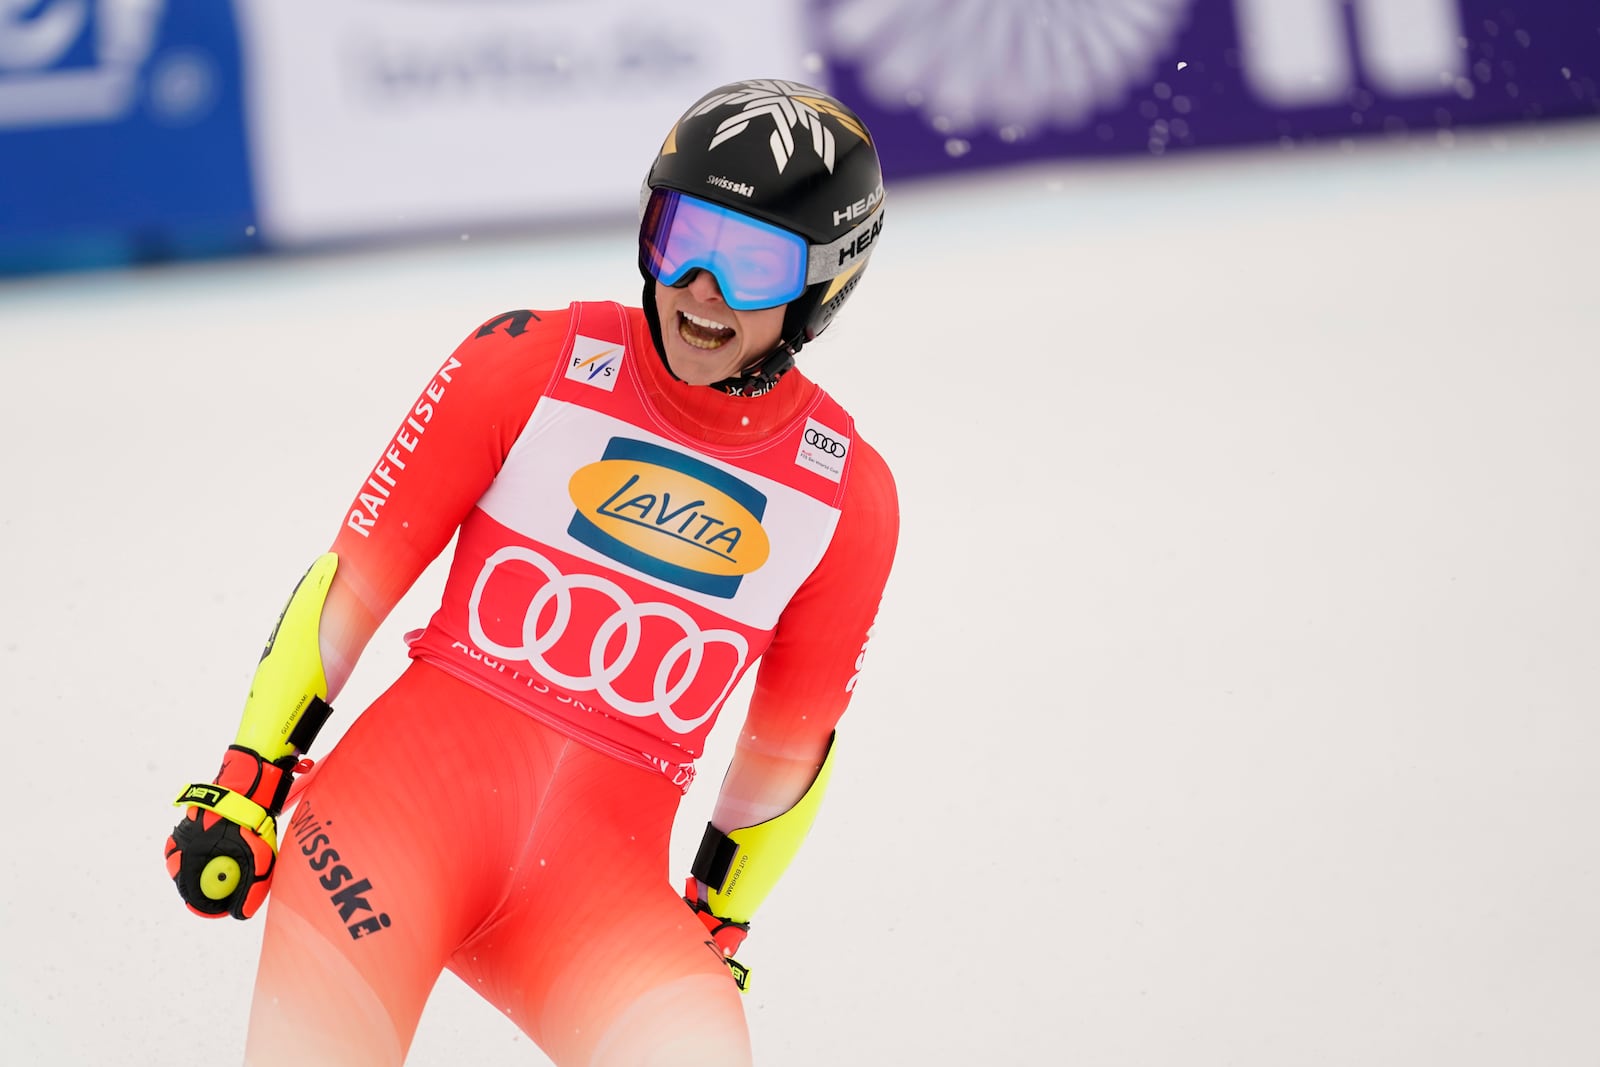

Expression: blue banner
xmin=0 ymin=0 xmax=256 ymax=273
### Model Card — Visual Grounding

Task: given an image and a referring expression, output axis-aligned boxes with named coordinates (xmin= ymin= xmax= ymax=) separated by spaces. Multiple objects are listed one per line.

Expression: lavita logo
xmin=567 ymin=437 xmax=770 ymax=599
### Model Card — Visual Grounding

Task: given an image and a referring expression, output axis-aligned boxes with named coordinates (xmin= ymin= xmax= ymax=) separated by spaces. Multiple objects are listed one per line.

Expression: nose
xmin=685 ymin=269 xmax=726 ymax=304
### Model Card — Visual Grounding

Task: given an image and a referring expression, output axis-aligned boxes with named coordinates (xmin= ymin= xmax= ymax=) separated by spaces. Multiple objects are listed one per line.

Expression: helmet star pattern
xmin=687 ymin=78 xmax=870 ymax=174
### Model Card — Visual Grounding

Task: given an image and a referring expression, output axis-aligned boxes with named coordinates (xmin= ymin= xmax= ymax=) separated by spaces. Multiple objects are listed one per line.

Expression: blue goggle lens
xmin=641 ymin=189 xmax=809 ymax=311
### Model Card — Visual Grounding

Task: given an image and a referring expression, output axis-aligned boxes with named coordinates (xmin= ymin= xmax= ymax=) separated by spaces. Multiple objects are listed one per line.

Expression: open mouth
xmin=677 ymin=310 xmax=736 ymax=351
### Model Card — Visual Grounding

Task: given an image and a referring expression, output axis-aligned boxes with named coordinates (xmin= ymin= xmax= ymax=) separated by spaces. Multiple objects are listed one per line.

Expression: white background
xmin=2 ymin=122 xmax=1598 ymax=1065
xmin=235 ymin=0 xmax=813 ymax=247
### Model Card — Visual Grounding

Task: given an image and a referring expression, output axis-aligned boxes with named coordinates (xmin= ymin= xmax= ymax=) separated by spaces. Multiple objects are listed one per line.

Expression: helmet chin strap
xmin=711 ymin=339 xmax=798 ymax=397
xmin=642 ymin=277 xmax=804 ymax=397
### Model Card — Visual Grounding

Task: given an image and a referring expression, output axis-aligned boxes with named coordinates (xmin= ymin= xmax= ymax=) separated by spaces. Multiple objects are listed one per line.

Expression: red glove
xmin=685 ymin=878 xmax=751 ymax=991
xmin=165 ymin=746 xmax=298 ymax=920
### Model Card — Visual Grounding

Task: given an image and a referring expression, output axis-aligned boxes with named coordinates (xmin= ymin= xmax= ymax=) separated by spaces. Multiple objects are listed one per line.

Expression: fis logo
xmin=565 ymin=334 xmax=622 ymax=391
xmin=567 ymin=437 xmax=770 ymax=598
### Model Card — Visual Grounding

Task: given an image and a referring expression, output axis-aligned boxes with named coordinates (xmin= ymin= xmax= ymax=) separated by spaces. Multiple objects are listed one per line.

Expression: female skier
xmin=165 ymin=78 xmax=897 ymax=1066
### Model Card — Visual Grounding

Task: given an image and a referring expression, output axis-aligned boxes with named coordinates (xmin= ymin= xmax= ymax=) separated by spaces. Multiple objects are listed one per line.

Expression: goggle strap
xmin=805 ymin=204 xmax=886 ymax=286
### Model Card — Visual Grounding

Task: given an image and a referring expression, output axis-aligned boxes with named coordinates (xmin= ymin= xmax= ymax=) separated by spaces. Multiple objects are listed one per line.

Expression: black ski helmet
xmin=639 ymin=78 xmax=886 ymax=394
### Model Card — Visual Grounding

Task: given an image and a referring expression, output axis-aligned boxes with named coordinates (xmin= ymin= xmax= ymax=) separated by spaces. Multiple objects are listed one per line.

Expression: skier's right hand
xmin=164 ymin=745 xmax=297 ymax=920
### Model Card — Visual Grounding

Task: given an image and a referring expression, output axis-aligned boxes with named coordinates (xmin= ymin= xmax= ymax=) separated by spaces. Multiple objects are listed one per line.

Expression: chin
xmin=666 ymin=341 xmax=741 ymax=386
xmin=673 ymin=363 xmax=737 ymax=387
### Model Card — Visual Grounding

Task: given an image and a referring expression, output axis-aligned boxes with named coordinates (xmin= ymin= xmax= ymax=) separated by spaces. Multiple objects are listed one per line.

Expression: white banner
xmin=236 ymin=0 xmax=816 ymax=246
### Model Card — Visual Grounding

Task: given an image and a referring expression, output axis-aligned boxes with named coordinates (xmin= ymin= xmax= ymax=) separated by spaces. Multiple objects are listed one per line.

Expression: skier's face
xmin=655 ymin=269 xmax=787 ymax=386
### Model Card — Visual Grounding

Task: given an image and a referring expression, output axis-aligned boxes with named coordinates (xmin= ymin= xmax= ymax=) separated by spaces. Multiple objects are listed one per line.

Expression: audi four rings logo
xmin=797 ymin=417 xmax=850 ymax=483
xmin=467 ymin=545 xmax=748 ymax=734
xmin=804 ymin=428 xmax=847 ymax=456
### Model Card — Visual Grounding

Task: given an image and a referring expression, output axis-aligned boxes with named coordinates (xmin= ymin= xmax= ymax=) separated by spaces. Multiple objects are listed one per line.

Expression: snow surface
xmin=3 ymin=123 xmax=1598 ymax=1066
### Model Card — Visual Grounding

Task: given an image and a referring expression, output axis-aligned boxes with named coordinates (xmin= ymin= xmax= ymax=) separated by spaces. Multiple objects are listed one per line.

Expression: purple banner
xmin=813 ymin=1 xmax=1600 ymax=178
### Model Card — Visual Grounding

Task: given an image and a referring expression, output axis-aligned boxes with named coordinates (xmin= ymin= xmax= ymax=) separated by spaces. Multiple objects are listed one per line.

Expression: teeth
xmin=683 ymin=310 xmax=732 ymax=332
xmin=679 ymin=321 xmax=726 ymax=349
xmin=677 ymin=310 xmax=735 ymax=350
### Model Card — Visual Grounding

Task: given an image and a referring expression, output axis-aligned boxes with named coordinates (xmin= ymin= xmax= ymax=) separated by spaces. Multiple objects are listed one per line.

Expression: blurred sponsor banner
xmin=0 ymin=0 xmax=256 ymax=272
xmin=236 ymin=0 xmax=814 ymax=248
xmin=817 ymin=0 xmax=1600 ymax=176
xmin=3 ymin=1 xmax=1597 ymax=275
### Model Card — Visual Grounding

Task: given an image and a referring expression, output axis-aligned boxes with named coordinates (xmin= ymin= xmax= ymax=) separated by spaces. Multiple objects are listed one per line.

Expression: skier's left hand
xmin=685 ymin=878 xmax=751 ymax=991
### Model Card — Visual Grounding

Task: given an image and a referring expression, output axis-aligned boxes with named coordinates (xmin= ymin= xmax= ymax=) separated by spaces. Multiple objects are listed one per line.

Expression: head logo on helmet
xmin=640 ymin=78 xmax=885 ymax=395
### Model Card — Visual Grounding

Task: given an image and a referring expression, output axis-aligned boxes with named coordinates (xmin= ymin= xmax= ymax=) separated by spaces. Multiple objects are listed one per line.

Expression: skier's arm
xmin=684 ymin=439 xmax=899 ymax=983
xmin=249 ymin=318 xmax=549 ymax=749
xmin=166 ymin=310 xmax=562 ymax=920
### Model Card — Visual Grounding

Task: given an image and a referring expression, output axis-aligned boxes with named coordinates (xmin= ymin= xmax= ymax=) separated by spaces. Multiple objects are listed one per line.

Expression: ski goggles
xmin=639 ymin=188 xmax=813 ymax=311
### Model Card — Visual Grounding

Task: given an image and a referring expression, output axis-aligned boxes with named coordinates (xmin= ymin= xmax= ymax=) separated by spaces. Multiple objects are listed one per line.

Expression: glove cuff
xmin=217 ymin=745 xmax=297 ymax=816
xmin=685 ymin=877 xmax=750 ymax=956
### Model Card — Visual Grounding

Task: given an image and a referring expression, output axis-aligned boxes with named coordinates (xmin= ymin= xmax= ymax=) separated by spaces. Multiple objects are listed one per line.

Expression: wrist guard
xmin=235 ymin=553 xmax=339 ymax=761
xmin=691 ymin=732 xmax=837 ymax=925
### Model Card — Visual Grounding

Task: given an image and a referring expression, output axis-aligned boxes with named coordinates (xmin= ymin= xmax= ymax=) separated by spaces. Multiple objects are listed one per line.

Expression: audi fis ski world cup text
xmin=796 ymin=417 xmax=850 ymax=483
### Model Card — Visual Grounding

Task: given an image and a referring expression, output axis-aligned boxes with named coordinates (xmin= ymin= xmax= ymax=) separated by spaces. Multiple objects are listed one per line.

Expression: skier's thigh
xmin=459 ymin=884 xmax=751 ymax=1067
xmin=244 ymin=778 xmax=471 ymax=1064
